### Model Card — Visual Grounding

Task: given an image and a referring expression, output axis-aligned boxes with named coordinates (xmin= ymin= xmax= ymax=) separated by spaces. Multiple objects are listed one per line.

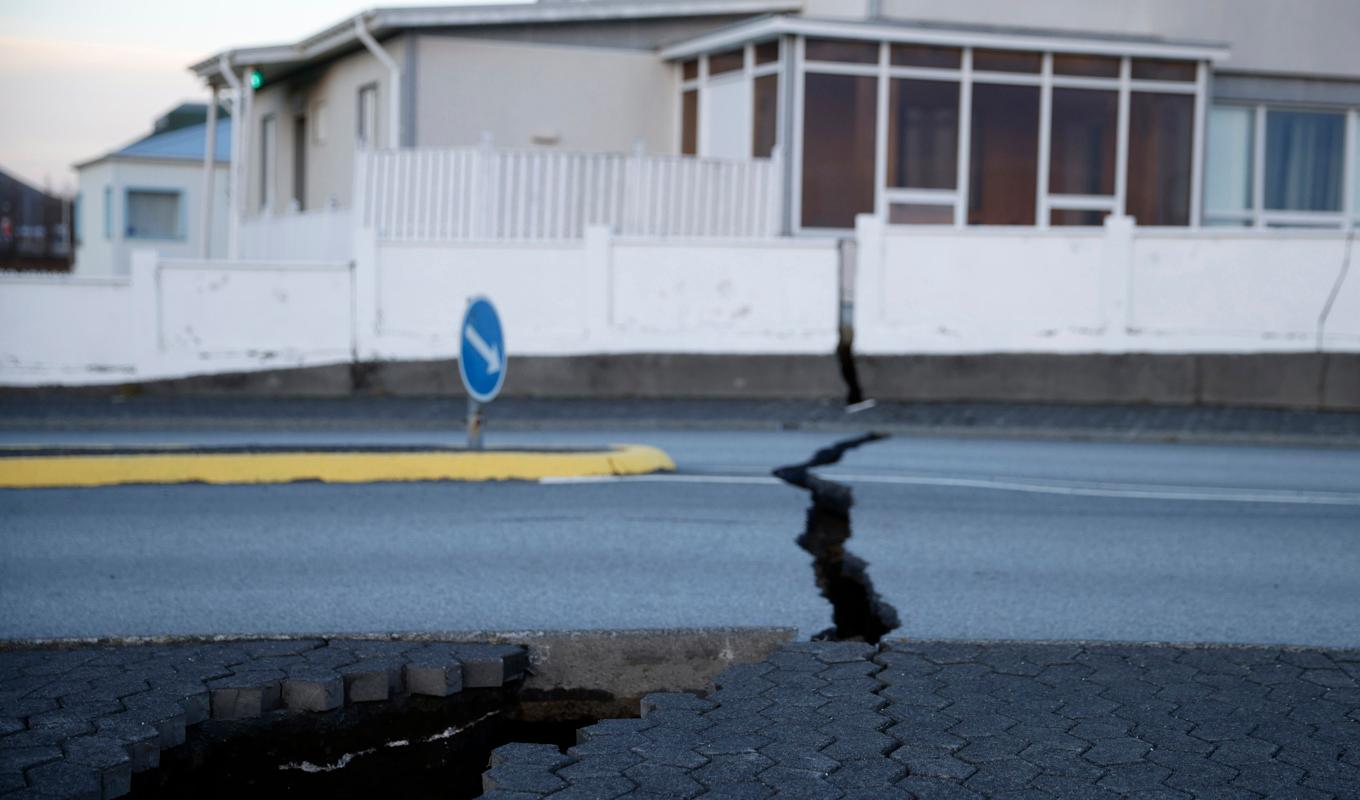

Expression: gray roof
xmin=190 ymin=0 xmax=801 ymax=83
xmin=77 ymin=119 xmax=231 ymax=170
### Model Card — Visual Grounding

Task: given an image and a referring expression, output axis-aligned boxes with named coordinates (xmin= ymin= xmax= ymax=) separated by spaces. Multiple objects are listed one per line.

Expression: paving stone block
xmin=338 ymin=660 xmax=403 ymax=703
xmin=282 ymin=668 xmax=344 ymax=712
xmin=118 ymin=696 xmax=187 ymax=749
xmin=483 ymin=762 xmax=567 ymax=795
xmin=546 ymin=775 xmax=633 ymax=799
xmin=404 ymin=653 xmax=464 ymax=698
xmin=62 ymin=735 xmax=132 ymax=798
xmin=622 ymin=762 xmax=703 ymax=798
xmin=489 ymin=742 xmax=574 ymax=770
xmin=89 ymin=716 xmax=158 ymax=773
xmin=827 ymin=756 xmax=906 ymax=788
xmin=0 ymin=745 xmax=62 ymax=774
xmin=0 ymin=772 xmax=25 ymax=793
xmin=24 ymin=758 xmax=101 ymax=800
xmin=699 ymin=782 xmax=774 ymax=799
xmin=207 ymin=672 xmax=283 ymax=720
xmin=445 ymin=644 xmax=527 ymax=688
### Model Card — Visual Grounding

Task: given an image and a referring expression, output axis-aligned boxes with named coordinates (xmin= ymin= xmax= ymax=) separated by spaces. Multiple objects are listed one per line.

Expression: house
xmin=0 ymin=168 xmax=72 ymax=273
xmin=72 ymin=103 xmax=231 ymax=276
xmin=188 ymin=0 xmax=1360 ymax=245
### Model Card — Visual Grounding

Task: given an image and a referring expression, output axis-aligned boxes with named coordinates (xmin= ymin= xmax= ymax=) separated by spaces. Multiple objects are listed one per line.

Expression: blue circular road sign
xmin=459 ymin=297 xmax=506 ymax=403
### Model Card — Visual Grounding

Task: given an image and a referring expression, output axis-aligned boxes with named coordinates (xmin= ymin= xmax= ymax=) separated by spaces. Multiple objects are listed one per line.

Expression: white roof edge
xmin=190 ymin=0 xmax=802 ymax=80
xmin=659 ymin=16 xmax=1231 ymax=62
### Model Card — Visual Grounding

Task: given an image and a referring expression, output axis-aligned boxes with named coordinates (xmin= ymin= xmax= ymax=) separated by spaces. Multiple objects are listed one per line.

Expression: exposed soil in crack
xmin=773 ymin=433 xmax=901 ymax=644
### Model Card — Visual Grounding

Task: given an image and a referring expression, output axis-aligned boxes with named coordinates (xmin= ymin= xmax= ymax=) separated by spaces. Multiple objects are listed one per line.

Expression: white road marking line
xmin=540 ymin=473 xmax=1360 ymax=506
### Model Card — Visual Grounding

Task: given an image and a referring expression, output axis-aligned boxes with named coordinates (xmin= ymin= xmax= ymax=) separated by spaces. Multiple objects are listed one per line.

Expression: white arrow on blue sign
xmin=458 ymin=296 xmax=506 ymax=403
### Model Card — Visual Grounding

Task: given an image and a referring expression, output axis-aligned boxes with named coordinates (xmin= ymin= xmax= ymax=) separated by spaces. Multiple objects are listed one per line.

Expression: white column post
xmin=852 ymin=213 xmax=885 ymax=347
xmin=1101 ymin=214 xmax=1135 ymax=350
xmin=199 ymin=87 xmax=218 ymax=259
xmin=218 ymin=56 xmax=243 ymax=259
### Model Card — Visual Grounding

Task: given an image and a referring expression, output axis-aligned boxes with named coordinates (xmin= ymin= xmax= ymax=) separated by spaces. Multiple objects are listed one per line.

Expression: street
xmin=3 ymin=429 xmax=1358 ymax=646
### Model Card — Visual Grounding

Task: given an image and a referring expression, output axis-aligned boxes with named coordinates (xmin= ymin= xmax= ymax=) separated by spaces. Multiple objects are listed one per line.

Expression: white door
xmin=704 ymin=77 xmax=751 ymax=159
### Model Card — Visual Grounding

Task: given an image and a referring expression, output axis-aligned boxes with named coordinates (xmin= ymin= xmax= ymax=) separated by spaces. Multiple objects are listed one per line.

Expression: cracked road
xmin=2 ymin=429 xmax=1359 ymax=646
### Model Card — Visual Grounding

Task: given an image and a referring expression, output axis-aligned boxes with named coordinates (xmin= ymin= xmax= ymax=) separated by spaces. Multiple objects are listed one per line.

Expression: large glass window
xmin=801 ymin=73 xmax=877 ymax=228
xmin=969 ymin=83 xmax=1039 ymax=225
xmin=125 ymin=190 xmax=181 ymax=240
xmin=1049 ymin=88 xmax=1117 ymax=196
xmin=887 ymin=79 xmax=958 ymax=189
xmin=1265 ymin=109 xmax=1345 ymax=212
xmin=1126 ymin=92 xmax=1194 ymax=226
xmin=1204 ymin=106 xmax=1253 ymax=220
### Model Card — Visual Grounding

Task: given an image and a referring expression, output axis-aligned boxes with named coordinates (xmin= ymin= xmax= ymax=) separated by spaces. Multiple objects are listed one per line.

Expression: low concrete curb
xmin=0 ymin=444 xmax=675 ymax=488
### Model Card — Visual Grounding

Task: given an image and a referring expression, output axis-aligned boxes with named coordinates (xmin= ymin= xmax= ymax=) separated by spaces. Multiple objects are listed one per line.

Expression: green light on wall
xmin=249 ymin=70 xmax=264 ymax=90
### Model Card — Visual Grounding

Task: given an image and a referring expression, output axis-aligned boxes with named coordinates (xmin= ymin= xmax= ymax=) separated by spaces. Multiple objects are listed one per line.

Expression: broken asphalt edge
xmin=0 ymin=443 xmax=676 ymax=488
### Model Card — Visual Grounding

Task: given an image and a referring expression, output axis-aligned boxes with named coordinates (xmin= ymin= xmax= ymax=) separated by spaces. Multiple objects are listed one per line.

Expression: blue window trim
xmin=123 ymin=186 xmax=188 ymax=242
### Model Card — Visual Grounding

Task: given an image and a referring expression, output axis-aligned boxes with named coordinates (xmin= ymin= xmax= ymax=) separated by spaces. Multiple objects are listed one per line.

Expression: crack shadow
xmin=773 ymin=433 xmax=901 ymax=644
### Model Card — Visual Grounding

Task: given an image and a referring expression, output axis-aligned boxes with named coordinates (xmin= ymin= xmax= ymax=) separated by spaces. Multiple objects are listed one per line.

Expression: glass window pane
xmin=1053 ymin=54 xmax=1119 ymax=78
xmin=682 ymin=60 xmax=698 ymax=81
xmin=1051 ymin=209 xmax=1107 ymax=226
xmin=801 ymin=73 xmax=878 ymax=228
xmin=753 ymin=74 xmax=778 ymax=158
xmin=805 ymin=38 xmax=879 ymax=64
xmin=709 ymin=49 xmax=744 ymax=76
xmin=890 ymin=43 xmax=961 ymax=69
xmin=1126 ymin=92 xmax=1194 ymax=226
xmin=1049 ymin=88 xmax=1117 ymax=196
xmin=1204 ymin=106 xmax=1254 ymax=214
xmin=755 ymin=41 xmax=779 ymax=65
xmin=1131 ymin=59 xmax=1196 ymax=81
xmin=890 ymin=204 xmax=954 ymax=224
xmin=126 ymin=190 xmax=180 ymax=239
xmin=973 ymin=49 xmax=1041 ymax=73
xmin=681 ymin=89 xmax=698 ymax=156
xmin=968 ymin=83 xmax=1039 ymax=225
xmin=1265 ymin=109 xmax=1345 ymax=212
xmin=887 ymin=79 xmax=959 ymax=189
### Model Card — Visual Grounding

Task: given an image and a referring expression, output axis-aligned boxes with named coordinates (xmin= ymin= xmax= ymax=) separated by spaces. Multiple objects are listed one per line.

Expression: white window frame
xmin=1206 ymin=102 xmax=1358 ymax=230
xmin=677 ymin=39 xmax=784 ymax=160
xmin=788 ymin=38 xmax=1206 ymax=234
xmin=123 ymin=187 xmax=185 ymax=241
xmin=357 ymin=83 xmax=379 ymax=150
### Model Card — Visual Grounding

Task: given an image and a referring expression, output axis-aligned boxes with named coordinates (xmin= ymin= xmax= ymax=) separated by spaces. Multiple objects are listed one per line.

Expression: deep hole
xmin=129 ymin=687 xmax=632 ymax=800
xmin=774 ymin=433 xmax=901 ymax=644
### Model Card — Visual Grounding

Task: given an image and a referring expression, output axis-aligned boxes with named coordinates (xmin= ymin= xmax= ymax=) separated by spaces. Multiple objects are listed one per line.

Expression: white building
xmin=189 ymin=0 xmax=1360 ymax=242
xmin=73 ymin=104 xmax=231 ymax=276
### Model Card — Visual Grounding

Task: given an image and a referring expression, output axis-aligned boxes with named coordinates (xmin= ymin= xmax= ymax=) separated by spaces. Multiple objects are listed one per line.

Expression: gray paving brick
xmin=282 ymin=668 xmax=344 ymax=712
xmin=207 ymin=671 xmax=283 ymax=720
xmin=23 ymin=759 xmax=101 ymax=800
xmin=338 ymin=660 xmax=402 ymax=703
xmin=623 ymin=762 xmax=703 ymax=798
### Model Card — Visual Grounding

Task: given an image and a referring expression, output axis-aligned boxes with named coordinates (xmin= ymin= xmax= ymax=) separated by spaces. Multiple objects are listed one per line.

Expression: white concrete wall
xmin=73 ymin=159 xmax=229 ymax=276
xmin=356 ymin=229 xmax=840 ymax=362
xmin=0 ymin=254 xmax=353 ymax=386
xmin=414 ymin=36 xmax=676 ymax=153
xmin=0 ymin=274 xmax=134 ymax=381
xmin=854 ymin=215 xmax=1360 ymax=354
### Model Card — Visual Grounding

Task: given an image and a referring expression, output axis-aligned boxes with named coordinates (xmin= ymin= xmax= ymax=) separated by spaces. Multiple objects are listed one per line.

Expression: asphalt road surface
xmin=2 ymin=428 xmax=1358 ymax=646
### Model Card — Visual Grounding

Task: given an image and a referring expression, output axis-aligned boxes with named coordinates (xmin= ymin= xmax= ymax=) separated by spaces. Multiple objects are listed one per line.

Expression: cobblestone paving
xmin=0 ymin=638 xmax=526 ymax=799
xmin=485 ymin=640 xmax=1360 ymax=799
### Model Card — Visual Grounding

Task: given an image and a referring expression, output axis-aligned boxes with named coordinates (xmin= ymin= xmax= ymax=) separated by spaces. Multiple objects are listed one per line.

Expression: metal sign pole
xmin=467 ymin=396 xmax=483 ymax=451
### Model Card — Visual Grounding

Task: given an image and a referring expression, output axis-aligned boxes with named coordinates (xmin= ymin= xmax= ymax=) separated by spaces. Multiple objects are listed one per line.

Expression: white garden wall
xmin=854 ymin=215 xmax=1360 ymax=354
xmin=0 ymin=274 xmax=134 ymax=380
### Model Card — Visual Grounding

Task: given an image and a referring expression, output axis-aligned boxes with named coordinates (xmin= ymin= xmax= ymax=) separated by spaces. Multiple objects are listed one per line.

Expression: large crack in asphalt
xmin=773 ymin=433 xmax=901 ymax=643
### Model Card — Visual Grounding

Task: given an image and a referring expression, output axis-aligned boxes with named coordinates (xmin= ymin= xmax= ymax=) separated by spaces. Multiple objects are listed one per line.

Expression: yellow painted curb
xmin=0 ymin=445 xmax=675 ymax=488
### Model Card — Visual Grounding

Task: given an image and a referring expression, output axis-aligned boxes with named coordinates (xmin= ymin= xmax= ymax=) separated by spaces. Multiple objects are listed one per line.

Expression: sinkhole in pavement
xmin=774 ymin=432 xmax=901 ymax=643
xmin=127 ymin=686 xmax=626 ymax=800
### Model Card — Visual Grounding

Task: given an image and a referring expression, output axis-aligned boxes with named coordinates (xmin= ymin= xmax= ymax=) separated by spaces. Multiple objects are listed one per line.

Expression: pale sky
xmin=0 ymin=0 xmax=524 ymax=194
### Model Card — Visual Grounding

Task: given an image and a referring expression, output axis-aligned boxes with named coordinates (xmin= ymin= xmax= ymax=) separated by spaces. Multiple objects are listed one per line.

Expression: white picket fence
xmin=356 ymin=145 xmax=783 ymax=241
